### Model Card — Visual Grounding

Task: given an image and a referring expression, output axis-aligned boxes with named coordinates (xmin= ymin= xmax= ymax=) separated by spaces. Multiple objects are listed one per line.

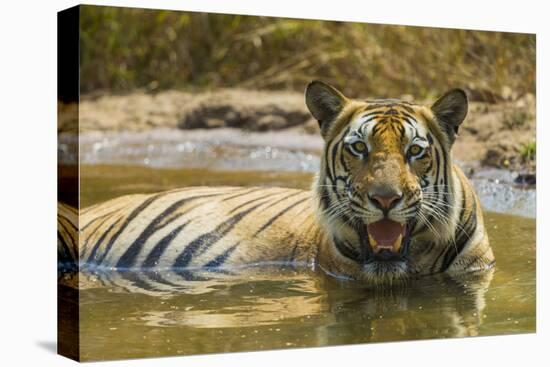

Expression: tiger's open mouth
xmin=366 ymin=218 xmax=411 ymax=261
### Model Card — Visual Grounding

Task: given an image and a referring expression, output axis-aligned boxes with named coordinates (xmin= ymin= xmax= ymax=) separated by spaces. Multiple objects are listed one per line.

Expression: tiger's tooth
xmin=392 ymin=233 xmax=403 ymax=252
xmin=368 ymin=233 xmax=379 ymax=252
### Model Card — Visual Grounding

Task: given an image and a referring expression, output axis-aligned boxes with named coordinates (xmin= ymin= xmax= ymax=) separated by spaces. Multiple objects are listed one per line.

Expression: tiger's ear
xmin=305 ymin=81 xmax=348 ymax=138
xmin=431 ymin=89 xmax=468 ymax=144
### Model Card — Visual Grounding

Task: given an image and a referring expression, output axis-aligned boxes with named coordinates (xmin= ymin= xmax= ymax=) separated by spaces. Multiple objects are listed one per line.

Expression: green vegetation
xmin=520 ymin=141 xmax=536 ymax=162
xmin=79 ymin=5 xmax=536 ymax=99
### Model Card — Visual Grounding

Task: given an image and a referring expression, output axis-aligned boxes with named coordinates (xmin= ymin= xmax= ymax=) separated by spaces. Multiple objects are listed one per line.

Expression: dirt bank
xmin=59 ymin=89 xmax=536 ymax=172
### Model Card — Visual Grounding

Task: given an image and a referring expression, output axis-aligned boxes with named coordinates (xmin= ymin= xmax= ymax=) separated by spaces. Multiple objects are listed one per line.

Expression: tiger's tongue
xmin=367 ymin=218 xmax=406 ymax=253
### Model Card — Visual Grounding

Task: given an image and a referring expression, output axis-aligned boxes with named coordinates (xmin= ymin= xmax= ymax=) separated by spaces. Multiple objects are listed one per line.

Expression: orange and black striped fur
xmin=58 ymin=81 xmax=494 ymax=284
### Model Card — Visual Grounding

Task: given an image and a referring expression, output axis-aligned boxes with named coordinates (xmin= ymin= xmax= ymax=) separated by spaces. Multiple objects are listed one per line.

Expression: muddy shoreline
xmin=59 ymin=88 xmax=536 ymax=173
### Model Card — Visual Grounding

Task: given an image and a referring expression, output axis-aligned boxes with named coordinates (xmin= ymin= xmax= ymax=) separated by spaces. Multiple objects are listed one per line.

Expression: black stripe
xmin=319 ymin=184 xmax=331 ymax=211
xmin=100 ymin=273 xmax=135 ymax=293
xmin=361 ymin=114 xmax=379 ymax=125
xmin=364 ymin=103 xmax=387 ymax=111
xmin=334 ymin=237 xmax=361 ymax=261
xmin=429 ymin=145 xmax=442 ymax=224
xmin=469 ymin=245 xmax=491 ymax=269
xmin=442 ymin=212 xmax=477 ymax=271
xmin=288 ymin=241 xmax=300 ymax=263
xmin=395 ymin=122 xmax=405 ymax=137
xmin=427 ymin=133 xmax=434 ymax=144
xmin=227 ymin=190 xmax=286 ymax=214
xmin=463 ymin=255 xmax=481 ymax=271
xmin=441 ymin=148 xmax=450 ymax=216
xmin=401 ymin=112 xmax=416 ymax=121
xmin=440 ymin=244 xmax=459 ymax=272
xmin=259 ymin=190 xmax=304 ymax=210
xmin=144 ymin=270 xmax=180 ymax=288
xmin=361 ymin=111 xmax=382 ymax=119
xmin=58 ymin=214 xmax=78 ymax=232
xmin=253 ymin=196 xmax=308 ymax=236
xmin=424 ymin=241 xmax=437 ymax=255
xmin=87 ymin=216 xmax=124 ymax=263
xmin=117 ymin=271 xmax=156 ymax=292
xmin=81 ymin=209 xmax=121 ymax=232
xmin=406 ymin=198 xmax=421 ymax=209
xmin=204 ymin=244 xmax=239 ymax=268
xmin=59 ymin=203 xmax=78 ymax=215
xmin=434 ymin=146 xmax=441 ymax=192
xmin=95 ymin=194 xmax=165 ymax=266
xmin=174 ymin=270 xmax=209 ymax=282
xmin=172 ymin=203 xmax=264 ymax=268
xmin=440 ymin=184 xmax=477 ymax=272
xmin=384 ymin=108 xmax=398 ymax=116
xmin=324 ymin=142 xmax=335 ymax=183
xmin=425 ymin=159 xmax=433 ymax=173
xmin=372 ymin=122 xmax=384 ymax=137
xmin=458 ymin=182 xmax=467 ymax=227
xmin=430 ymin=245 xmax=448 ymax=273
xmin=220 ymin=187 xmax=264 ymax=202
xmin=57 ymin=219 xmax=77 ymax=259
xmin=57 ymin=217 xmax=76 ymax=242
xmin=331 ymin=139 xmax=340 ymax=183
xmin=141 ymin=220 xmax=192 ymax=268
xmin=115 ymin=193 xmax=220 ymax=268
xmin=339 ymin=143 xmax=349 ymax=172
xmin=399 ymin=104 xmax=414 ymax=113
xmin=411 ymin=221 xmax=426 ymax=236
xmin=57 ymin=231 xmax=75 ymax=265
xmin=333 ymin=176 xmax=348 ymax=201
xmin=81 ymin=215 xmax=116 ymax=258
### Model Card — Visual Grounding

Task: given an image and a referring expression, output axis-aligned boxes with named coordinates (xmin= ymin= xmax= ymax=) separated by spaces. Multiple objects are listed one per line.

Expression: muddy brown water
xmin=63 ymin=164 xmax=535 ymax=361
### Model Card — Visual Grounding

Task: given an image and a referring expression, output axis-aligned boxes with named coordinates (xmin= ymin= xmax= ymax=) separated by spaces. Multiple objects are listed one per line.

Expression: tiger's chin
xmin=359 ymin=260 xmax=410 ymax=286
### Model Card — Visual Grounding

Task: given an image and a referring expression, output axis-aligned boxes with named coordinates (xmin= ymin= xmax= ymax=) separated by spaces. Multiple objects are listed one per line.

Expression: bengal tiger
xmin=58 ymin=81 xmax=495 ymax=284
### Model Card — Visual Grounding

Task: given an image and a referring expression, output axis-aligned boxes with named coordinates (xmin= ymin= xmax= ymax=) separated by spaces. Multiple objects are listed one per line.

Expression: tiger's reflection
xmin=317 ymin=270 xmax=493 ymax=340
xmin=64 ymin=265 xmax=493 ymax=343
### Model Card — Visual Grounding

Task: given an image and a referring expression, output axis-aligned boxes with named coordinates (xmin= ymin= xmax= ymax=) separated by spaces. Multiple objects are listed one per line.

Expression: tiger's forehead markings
xmin=363 ymin=99 xmax=417 ymax=112
xmin=346 ymin=101 xmax=429 ymax=149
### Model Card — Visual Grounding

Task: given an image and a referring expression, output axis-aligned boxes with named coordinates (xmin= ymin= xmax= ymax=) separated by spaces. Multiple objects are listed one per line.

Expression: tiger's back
xmin=76 ymin=186 xmax=321 ymax=271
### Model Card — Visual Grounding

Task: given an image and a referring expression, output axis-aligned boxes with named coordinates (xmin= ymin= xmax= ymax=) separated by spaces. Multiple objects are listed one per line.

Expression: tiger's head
xmin=306 ymin=81 xmax=468 ymax=283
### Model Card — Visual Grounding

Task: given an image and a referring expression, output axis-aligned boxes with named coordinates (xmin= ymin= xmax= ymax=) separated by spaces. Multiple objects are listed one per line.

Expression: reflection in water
xmin=321 ymin=271 xmax=493 ymax=340
xmin=107 ymin=267 xmax=491 ymax=338
xmin=58 ymin=264 xmax=506 ymax=361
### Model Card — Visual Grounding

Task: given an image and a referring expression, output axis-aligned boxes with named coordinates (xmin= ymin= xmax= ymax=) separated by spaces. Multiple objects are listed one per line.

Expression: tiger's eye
xmin=352 ymin=141 xmax=367 ymax=153
xmin=409 ymin=144 xmax=423 ymax=156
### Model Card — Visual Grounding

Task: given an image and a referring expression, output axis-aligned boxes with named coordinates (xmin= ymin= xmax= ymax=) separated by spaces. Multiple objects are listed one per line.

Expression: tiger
xmin=58 ymin=80 xmax=494 ymax=284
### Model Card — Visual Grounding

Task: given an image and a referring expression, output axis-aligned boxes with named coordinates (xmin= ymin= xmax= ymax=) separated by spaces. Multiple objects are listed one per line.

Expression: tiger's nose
xmin=369 ymin=192 xmax=403 ymax=210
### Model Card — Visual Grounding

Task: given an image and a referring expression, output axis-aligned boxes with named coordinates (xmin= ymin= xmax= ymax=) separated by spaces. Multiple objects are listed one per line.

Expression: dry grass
xmin=79 ymin=5 xmax=536 ymax=99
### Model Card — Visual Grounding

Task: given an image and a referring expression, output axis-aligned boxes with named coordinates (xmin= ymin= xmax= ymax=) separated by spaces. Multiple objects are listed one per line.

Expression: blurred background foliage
xmin=79 ymin=5 xmax=536 ymax=99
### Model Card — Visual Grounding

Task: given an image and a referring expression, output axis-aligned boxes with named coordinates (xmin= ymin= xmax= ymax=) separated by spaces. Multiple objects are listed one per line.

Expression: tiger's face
xmin=341 ymin=104 xmax=431 ymax=259
xmin=306 ymin=81 xmax=468 ymax=281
